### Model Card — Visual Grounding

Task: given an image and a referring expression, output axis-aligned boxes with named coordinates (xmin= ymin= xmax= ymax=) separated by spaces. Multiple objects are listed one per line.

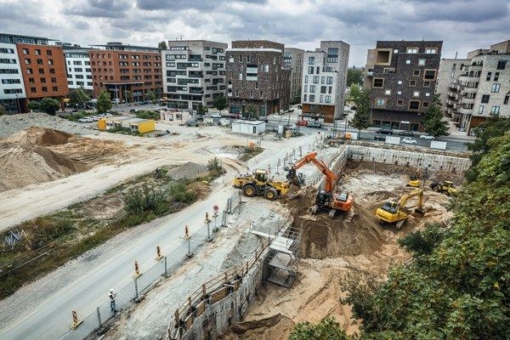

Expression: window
xmin=413 ymin=69 xmax=420 ymax=76
xmin=319 ymin=95 xmax=323 ymax=103
xmin=385 ymin=89 xmax=391 ymax=95
xmin=304 ymin=75 xmax=308 ymax=83
xmin=52 ymin=86 xmax=58 ymax=91
xmin=303 ymin=94 xmax=307 ymax=101
xmin=406 ymin=47 xmax=418 ymax=53
xmin=304 ymin=85 xmax=308 ymax=93
xmin=491 ymin=84 xmax=500 ymax=93
xmin=409 ymin=80 xmax=416 ymax=87
xmin=425 ymin=47 xmax=438 ymax=54
xmin=375 ymin=98 xmax=386 ymax=108
xmin=490 ymin=106 xmax=500 ymax=114
xmin=25 ymin=59 xmax=31 ymax=64
xmin=310 ymin=85 xmax=316 ymax=93
xmin=478 ymin=105 xmax=484 ymax=114
xmin=321 ymin=76 xmax=325 ymax=84
xmin=413 ymin=91 xmax=420 ymax=97
xmin=321 ymin=86 xmax=327 ymax=94
xmin=425 ymin=92 xmax=430 ymax=97
xmin=35 ymin=49 xmax=41 ymax=55
xmin=46 ymin=50 xmax=52 ymax=56
xmin=327 ymin=48 xmax=338 ymax=63
xmin=418 ymin=59 xmax=426 ymax=66
xmin=308 ymin=56 xmax=315 ymax=65
xmin=494 ymin=72 xmax=500 ymax=81
xmin=496 ymin=60 xmax=507 ymax=70
xmin=23 ymin=48 xmax=29 ymax=54
xmin=406 ymin=60 xmax=411 ymax=64
xmin=42 ymin=86 xmax=47 ymax=92
xmin=48 ymin=60 xmax=53 ymax=65
xmin=308 ymin=66 xmax=314 ymax=74
xmin=486 ymin=72 xmax=492 ymax=81
xmin=481 ymin=95 xmax=490 ymax=103
xmin=409 ymin=100 xmax=420 ymax=110
xmin=27 ymin=68 xmax=33 ymax=74
xmin=397 ymin=100 xmax=403 ymax=106
xmin=423 ymin=102 xmax=429 ymax=108
xmin=38 ymin=68 xmax=44 ymax=74
xmin=397 ymin=91 xmax=402 ymax=95
xmin=313 ymin=76 xmax=319 ymax=84
xmin=325 ymin=95 xmax=331 ymax=103
xmin=397 ymin=80 xmax=402 ymax=85
xmin=423 ymin=69 xmax=437 ymax=80
xmin=309 ymin=94 xmax=315 ymax=102
xmin=373 ymin=78 xmax=384 ymax=88
xmin=326 ymin=76 xmax=333 ymax=84
xmin=504 ymin=95 xmax=509 ymax=105
xmin=424 ymin=81 xmax=431 ymax=87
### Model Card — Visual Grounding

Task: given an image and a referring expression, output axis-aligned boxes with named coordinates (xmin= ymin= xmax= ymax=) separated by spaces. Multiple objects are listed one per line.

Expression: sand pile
xmin=167 ymin=162 xmax=209 ymax=180
xmin=0 ymin=127 xmax=126 ymax=192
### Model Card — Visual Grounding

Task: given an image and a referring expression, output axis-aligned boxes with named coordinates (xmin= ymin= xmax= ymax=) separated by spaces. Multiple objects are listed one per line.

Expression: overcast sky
xmin=1 ymin=0 xmax=509 ymax=66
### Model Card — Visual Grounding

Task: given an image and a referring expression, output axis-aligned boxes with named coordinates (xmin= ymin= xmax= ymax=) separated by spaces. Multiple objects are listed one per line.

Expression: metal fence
xmin=56 ymin=192 xmax=242 ymax=340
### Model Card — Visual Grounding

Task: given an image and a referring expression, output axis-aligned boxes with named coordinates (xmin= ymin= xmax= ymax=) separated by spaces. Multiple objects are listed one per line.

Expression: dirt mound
xmin=187 ymin=181 xmax=212 ymax=200
xmin=167 ymin=162 xmax=209 ymax=180
xmin=5 ymin=127 xmax=72 ymax=146
xmin=220 ymin=314 xmax=295 ymax=340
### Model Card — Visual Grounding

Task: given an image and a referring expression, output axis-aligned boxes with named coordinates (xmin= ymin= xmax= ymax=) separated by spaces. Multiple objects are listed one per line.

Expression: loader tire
xmin=264 ymin=188 xmax=278 ymax=201
xmin=242 ymin=184 xmax=257 ymax=197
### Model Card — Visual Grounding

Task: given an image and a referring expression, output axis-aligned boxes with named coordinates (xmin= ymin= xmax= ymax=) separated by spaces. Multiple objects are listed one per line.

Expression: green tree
xmin=289 ymin=317 xmax=349 ymax=340
xmin=27 ymin=100 xmax=40 ymax=112
xmin=0 ymin=104 xmax=7 ymax=116
xmin=197 ymin=104 xmax=208 ymax=115
xmin=348 ymin=84 xmax=362 ymax=104
xmin=347 ymin=67 xmax=363 ymax=87
xmin=146 ymin=90 xmax=157 ymax=105
xmin=245 ymin=104 xmax=257 ymax=120
xmin=39 ymin=98 xmax=61 ymax=115
xmin=213 ymin=94 xmax=227 ymax=114
xmin=422 ymin=95 xmax=449 ymax=137
xmin=123 ymin=90 xmax=132 ymax=104
xmin=158 ymin=41 xmax=167 ymax=50
xmin=69 ymin=87 xmax=90 ymax=109
xmin=96 ymin=91 xmax=112 ymax=114
xmin=350 ymin=88 xmax=370 ymax=133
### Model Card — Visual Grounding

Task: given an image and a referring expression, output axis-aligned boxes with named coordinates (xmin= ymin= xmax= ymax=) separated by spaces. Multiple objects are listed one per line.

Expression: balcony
xmin=459 ymin=107 xmax=473 ymax=114
xmin=461 ymin=97 xmax=475 ymax=105
xmin=458 ymin=74 xmax=480 ymax=83
xmin=467 ymin=64 xmax=482 ymax=73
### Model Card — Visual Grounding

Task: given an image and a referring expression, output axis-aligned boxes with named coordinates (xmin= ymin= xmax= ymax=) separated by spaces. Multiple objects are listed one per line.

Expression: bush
xmin=123 ymin=185 xmax=166 ymax=214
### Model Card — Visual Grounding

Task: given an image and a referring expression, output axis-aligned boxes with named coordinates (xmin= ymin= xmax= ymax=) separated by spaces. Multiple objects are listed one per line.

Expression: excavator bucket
xmin=414 ymin=207 xmax=425 ymax=217
xmin=286 ymin=182 xmax=302 ymax=199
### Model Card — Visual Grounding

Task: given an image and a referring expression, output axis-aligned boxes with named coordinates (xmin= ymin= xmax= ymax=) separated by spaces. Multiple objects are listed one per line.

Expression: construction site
xmin=0 ymin=112 xmax=471 ymax=340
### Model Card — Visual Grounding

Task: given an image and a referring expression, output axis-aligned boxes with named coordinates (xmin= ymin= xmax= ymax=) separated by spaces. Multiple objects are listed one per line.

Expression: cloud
xmin=135 ymin=0 xmax=266 ymax=11
xmin=63 ymin=0 xmax=133 ymax=18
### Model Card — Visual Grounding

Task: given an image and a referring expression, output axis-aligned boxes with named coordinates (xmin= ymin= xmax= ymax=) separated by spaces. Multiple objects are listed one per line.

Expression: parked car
xmin=140 ymin=100 xmax=149 ymax=105
xmin=308 ymin=121 xmax=322 ymax=128
xmin=375 ymin=128 xmax=393 ymax=135
xmin=296 ymin=120 xmax=308 ymax=126
xmin=78 ymin=117 xmax=93 ymax=123
xmin=401 ymin=137 xmax=417 ymax=145
xmin=420 ymin=134 xmax=435 ymax=140
xmin=210 ymin=113 xmax=221 ymax=118
xmin=398 ymin=130 xmax=414 ymax=137
xmin=185 ymin=119 xmax=199 ymax=127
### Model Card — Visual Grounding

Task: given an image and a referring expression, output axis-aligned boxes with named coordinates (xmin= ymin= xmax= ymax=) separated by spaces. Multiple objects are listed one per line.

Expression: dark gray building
xmin=284 ymin=47 xmax=304 ymax=103
xmin=365 ymin=40 xmax=443 ymax=131
xmin=226 ymin=40 xmax=291 ymax=117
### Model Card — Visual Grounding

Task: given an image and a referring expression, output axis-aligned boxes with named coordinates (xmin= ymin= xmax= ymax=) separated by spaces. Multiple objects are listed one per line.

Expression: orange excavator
xmin=286 ymin=151 xmax=353 ymax=217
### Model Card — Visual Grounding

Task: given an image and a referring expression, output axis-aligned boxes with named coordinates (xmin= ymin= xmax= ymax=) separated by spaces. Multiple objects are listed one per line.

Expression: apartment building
xmin=162 ymin=40 xmax=227 ymax=111
xmin=89 ymin=42 xmax=162 ymax=102
xmin=0 ymin=34 xmax=26 ymax=113
xmin=301 ymin=41 xmax=350 ymax=123
xmin=365 ymin=40 xmax=443 ymax=131
xmin=444 ymin=40 xmax=510 ymax=135
xmin=226 ymin=40 xmax=291 ymax=117
xmin=437 ymin=58 xmax=469 ymax=125
xmin=62 ymin=45 xmax=93 ymax=93
xmin=284 ymin=47 xmax=304 ymax=103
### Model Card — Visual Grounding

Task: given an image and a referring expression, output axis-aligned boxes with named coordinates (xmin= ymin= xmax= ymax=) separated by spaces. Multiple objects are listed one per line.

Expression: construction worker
xmin=109 ymin=288 xmax=118 ymax=313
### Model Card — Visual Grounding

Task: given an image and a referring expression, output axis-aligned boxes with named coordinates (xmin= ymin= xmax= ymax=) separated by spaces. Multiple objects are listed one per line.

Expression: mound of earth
xmin=167 ymin=162 xmax=209 ymax=180
xmin=220 ymin=314 xmax=295 ymax=340
xmin=0 ymin=127 xmax=126 ymax=192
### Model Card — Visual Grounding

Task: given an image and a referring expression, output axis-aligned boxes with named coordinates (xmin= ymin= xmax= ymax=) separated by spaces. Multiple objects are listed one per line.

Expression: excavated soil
xmin=0 ymin=127 xmax=126 ymax=192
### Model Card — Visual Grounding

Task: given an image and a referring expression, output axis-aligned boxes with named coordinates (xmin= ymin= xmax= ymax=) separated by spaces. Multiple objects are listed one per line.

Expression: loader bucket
xmin=286 ymin=182 xmax=301 ymax=199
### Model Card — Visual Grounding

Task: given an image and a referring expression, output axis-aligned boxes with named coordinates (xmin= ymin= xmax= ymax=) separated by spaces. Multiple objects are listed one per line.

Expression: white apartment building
xmin=284 ymin=47 xmax=304 ymax=103
xmin=445 ymin=40 xmax=510 ymax=135
xmin=437 ymin=58 xmax=469 ymax=125
xmin=62 ymin=46 xmax=93 ymax=92
xmin=162 ymin=40 xmax=227 ymax=111
xmin=0 ymin=41 xmax=25 ymax=113
xmin=301 ymin=41 xmax=349 ymax=123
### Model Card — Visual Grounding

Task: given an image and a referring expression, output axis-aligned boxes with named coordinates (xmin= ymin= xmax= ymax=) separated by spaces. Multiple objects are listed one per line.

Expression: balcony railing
xmin=459 ymin=107 xmax=473 ymax=114
xmin=461 ymin=97 xmax=475 ymax=105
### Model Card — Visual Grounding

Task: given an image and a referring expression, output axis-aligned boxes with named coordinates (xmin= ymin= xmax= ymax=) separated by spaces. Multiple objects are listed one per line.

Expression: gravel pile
xmin=0 ymin=112 xmax=95 ymax=139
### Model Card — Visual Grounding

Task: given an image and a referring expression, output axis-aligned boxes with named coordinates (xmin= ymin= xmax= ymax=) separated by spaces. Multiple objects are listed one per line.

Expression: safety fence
xmin=56 ymin=192 xmax=243 ymax=340
xmin=166 ymin=217 xmax=288 ymax=339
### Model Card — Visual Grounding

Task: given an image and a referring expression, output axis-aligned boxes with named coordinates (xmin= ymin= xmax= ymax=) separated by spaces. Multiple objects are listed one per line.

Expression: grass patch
xmin=235 ymin=146 xmax=264 ymax=162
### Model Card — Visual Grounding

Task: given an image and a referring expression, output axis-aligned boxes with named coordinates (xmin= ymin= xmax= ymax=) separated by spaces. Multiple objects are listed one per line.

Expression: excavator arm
xmin=397 ymin=188 xmax=424 ymax=214
xmin=286 ymin=152 xmax=338 ymax=192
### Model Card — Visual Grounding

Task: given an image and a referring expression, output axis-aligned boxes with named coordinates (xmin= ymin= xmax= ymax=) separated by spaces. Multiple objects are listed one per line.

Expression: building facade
xmin=443 ymin=40 xmax=510 ymax=135
xmin=62 ymin=45 xmax=93 ymax=93
xmin=365 ymin=40 xmax=443 ymax=131
xmin=284 ymin=47 xmax=304 ymax=103
xmin=89 ymin=42 xmax=162 ymax=103
xmin=0 ymin=35 xmax=25 ymax=114
xmin=226 ymin=40 xmax=291 ymax=117
xmin=437 ymin=58 xmax=469 ymax=125
xmin=162 ymin=40 xmax=227 ymax=111
xmin=301 ymin=41 xmax=350 ymax=123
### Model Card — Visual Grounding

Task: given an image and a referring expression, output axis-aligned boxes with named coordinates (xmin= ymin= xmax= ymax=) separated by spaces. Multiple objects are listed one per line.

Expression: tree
xmin=158 ymin=41 xmax=167 ymax=50
xmin=96 ymin=90 xmax=112 ymax=114
xmin=69 ymin=88 xmax=90 ymax=109
xmin=197 ymin=104 xmax=208 ymax=115
xmin=422 ymin=95 xmax=449 ymax=137
xmin=349 ymin=84 xmax=362 ymax=104
xmin=39 ymin=98 xmax=61 ymax=115
xmin=213 ymin=94 xmax=227 ymax=114
xmin=146 ymin=90 xmax=157 ymax=105
xmin=0 ymin=104 xmax=7 ymax=116
xmin=123 ymin=90 xmax=132 ymax=104
xmin=350 ymin=88 xmax=370 ymax=133
xmin=289 ymin=317 xmax=349 ymax=340
xmin=245 ymin=104 xmax=257 ymax=120
xmin=347 ymin=67 xmax=363 ymax=87
xmin=27 ymin=100 xmax=40 ymax=112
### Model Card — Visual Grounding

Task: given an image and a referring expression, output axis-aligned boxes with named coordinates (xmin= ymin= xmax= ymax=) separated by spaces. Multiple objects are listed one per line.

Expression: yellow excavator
xmin=232 ymin=169 xmax=300 ymax=201
xmin=375 ymin=188 xmax=425 ymax=229
xmin=407 ymin=175 xmax=421 ymax=187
